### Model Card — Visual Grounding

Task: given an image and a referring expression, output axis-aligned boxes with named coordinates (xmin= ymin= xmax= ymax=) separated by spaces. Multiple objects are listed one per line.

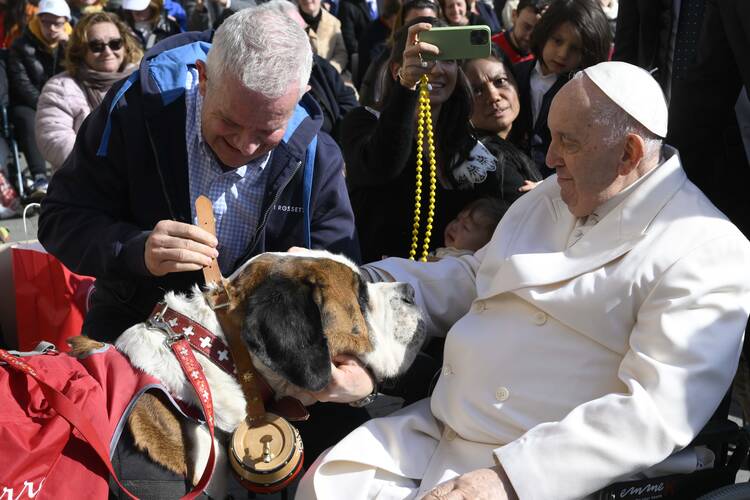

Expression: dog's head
xmin=206 ymin=250 xmax=425 ymax=392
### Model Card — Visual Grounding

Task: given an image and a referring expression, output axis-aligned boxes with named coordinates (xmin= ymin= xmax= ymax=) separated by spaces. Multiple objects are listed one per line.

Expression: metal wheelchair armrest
xmin=594 ymin=423 xmax=750 ymax=500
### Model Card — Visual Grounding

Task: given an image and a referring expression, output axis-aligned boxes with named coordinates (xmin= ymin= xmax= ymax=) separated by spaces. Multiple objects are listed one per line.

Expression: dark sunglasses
xmin=88 ymin=38 xmax=124 ymax=53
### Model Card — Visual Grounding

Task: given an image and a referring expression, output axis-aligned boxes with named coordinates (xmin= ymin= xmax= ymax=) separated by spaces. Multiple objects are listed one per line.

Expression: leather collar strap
xmin=196 ymin=195 xmax=274 ymax=426
xmin=196 ymin=196 xmax=224 ymax=288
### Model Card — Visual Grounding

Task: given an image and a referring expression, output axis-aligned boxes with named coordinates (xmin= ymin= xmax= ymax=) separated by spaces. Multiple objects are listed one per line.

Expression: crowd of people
xmin=0 ymin=0 xmax=748 ymax=497
xmin=0 ymin=0 xmax=615 ymax=210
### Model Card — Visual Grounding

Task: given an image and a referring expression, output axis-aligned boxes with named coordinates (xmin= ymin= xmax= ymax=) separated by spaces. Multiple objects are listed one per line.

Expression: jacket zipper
xmin=145 ymin=120 xmax=178 ymax=220
xmin=236 ymin=159 xmax=303 ymax=267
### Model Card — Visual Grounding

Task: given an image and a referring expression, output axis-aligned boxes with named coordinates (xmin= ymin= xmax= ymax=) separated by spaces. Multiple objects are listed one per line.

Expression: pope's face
xmin=546 ymin=78 xmax=623 ymax=218
xmin=198 ymin=64 xmax=299 ymax=168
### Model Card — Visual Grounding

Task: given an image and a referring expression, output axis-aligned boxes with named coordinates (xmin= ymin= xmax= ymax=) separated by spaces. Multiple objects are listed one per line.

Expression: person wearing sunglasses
xmin=35 ymin=12 xmax=142 ymax=171
xmin=7 ymin=0 xmax=71 ymax=198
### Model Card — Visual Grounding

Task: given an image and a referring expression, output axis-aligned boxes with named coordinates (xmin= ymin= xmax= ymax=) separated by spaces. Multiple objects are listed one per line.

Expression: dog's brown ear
xmin=304 ymin=259 xmax=373 ymax=358
xmin=241 ymin=275 xmax=332 ymax=392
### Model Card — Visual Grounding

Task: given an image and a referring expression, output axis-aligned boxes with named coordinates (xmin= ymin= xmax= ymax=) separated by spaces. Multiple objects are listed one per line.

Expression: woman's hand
xmin=307 ymin=354 xmax=375 ymax=404
xmin=398 ymin=23 xmax=440 ymax=90
xmin=519 ymin=180 xmax=541 ymax=193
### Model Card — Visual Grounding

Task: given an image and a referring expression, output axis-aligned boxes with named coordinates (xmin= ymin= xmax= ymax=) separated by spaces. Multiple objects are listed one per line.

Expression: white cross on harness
xmin=183 ymin=326 xmax=195 ymax=337
xmin=167 ymin=318 xmax=178 ymax=327
xmin=191 ymin=370 xmax=200 ymax=379
xmin=200 ymin=336 xmax=212 ymax=349
xmin=218 ymin=350 xmax=229 ymax=361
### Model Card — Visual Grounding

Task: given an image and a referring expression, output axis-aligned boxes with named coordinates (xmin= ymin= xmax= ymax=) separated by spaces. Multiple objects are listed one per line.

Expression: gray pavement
xmin=1 ymin=207 xmax=39 ymax=243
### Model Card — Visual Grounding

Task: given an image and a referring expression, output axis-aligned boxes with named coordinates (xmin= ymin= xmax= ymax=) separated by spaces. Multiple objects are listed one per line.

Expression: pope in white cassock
xmin=295 ymin=62 xmax=750 ymax=499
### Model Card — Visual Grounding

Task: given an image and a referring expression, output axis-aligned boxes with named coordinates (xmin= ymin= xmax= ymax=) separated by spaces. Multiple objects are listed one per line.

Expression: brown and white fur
xmin=70 ymin=249 xmax=425 ymax=497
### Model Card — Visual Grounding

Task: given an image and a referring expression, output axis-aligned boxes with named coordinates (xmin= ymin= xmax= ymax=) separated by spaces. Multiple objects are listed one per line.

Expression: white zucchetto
xmin=582 ymin=61 xmax=669 ymax=138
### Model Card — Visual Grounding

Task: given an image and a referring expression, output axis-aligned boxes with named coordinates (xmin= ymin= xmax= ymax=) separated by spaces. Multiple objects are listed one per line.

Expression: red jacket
xmin=0 ymin=345 xmax=164 ymax=499
xmin=492 ymin=30 xmax=534 ymax=64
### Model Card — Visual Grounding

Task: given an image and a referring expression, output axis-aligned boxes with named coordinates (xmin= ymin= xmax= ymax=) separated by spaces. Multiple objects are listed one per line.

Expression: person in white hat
xmin=120 ymin=0 xmax=180 ymax=49
xmin=6 ymin=0 xmax=71 ymax=199
xmin=295 ymin=60 xmax=750 ymax=500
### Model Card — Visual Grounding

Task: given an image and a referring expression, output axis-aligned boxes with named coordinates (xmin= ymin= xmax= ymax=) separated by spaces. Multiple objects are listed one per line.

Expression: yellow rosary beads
xmin=409 ymin=74 xmax=437 ymax=262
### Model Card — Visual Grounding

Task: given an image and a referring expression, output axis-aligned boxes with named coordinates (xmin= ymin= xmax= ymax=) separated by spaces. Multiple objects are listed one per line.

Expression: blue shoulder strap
xmin=302 ymin=136 xmax=317 ymax=248
xmin=96 ymin=71 xmax=139 ymax=157
xmin=96 ymin=41 xmax=211 ymax=156
xmin=282 ymin=103 xmax=316 ymax=248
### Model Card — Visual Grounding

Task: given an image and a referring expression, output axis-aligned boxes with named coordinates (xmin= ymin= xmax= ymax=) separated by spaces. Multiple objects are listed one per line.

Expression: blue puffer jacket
xmin=39 ymin=31 xmax=360 ymax=341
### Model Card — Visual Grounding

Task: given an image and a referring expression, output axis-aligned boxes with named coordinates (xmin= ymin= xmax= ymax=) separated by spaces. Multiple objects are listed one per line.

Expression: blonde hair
xmin=65 ymin=12 xmax=143 ymax=75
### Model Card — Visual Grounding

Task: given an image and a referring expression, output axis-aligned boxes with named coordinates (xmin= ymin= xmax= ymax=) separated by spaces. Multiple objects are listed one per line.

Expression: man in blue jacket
xmin=38 ymin=5 xmax=364 ymax=495
xmin=39 ymin=4 xmax=360 ymax=343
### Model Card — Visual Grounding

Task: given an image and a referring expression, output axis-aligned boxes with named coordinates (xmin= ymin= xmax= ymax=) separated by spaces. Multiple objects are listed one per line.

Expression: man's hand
xmin=423 ymin=466 xmax=517 ymax=500
xmin=145 ymin=220 xmax=219 ymax=276
xmin=307 ymin=354 xmax=375 ymax=404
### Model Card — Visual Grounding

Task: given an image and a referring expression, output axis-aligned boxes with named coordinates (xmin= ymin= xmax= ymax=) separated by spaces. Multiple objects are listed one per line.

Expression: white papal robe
xmin=296 ymin=147 xmax=750 ymax=500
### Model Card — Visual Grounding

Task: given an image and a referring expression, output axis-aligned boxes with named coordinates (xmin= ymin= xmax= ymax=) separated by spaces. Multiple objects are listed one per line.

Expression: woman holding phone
xmin=343 ymin=17 xmax=515 ymax=262
xmin=463 ymin=49 xmax=543 ymax=197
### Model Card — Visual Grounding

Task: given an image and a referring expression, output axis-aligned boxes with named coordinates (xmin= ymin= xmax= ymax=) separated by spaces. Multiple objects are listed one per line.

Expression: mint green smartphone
xmin=418 ymin=25 xmax=491 ymax=61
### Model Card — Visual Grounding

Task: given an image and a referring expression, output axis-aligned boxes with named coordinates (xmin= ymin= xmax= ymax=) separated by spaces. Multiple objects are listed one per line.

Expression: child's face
xmin=541 ymin=21 xmax=582 ymax=75
xmin=443 ymin=209 xmax=492 ymax=251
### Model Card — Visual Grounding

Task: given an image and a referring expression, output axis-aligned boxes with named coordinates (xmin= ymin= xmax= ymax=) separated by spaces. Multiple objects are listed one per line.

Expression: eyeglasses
xmin=39 ymin=18 xmax=66 ymax=29
xmin=88 ymin=38 xmax=124 ymax=53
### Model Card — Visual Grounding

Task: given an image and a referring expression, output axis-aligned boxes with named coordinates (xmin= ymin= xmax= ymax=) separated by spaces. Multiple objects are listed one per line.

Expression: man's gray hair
xmin=573 ymin=72 xmax=663 ymax=160
xmin=206 ymin=1 xmax=313 ymax=99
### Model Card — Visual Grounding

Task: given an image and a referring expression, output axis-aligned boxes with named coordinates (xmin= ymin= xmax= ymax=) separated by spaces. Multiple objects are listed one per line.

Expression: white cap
xmin=37 ymin=0 xmax=71 ymax=19
xmin=582 ymin=61 xmax=668 ymax=138
xmin=122 ymin=0 xmax=151 ymax=11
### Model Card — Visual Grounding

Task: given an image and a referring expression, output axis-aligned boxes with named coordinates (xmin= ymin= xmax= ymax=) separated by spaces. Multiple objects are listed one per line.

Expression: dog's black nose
xmin=400 ymin=283 xmax=416 ymax=304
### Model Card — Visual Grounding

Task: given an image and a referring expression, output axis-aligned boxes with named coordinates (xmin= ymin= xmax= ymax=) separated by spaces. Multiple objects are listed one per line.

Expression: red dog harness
xmin=0 ymin=344 xmax=165 ymax=499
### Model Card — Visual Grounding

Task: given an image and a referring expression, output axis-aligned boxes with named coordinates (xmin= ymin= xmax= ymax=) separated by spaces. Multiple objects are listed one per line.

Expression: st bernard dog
xmin=69 ymin=249 xmax=425 ymax=497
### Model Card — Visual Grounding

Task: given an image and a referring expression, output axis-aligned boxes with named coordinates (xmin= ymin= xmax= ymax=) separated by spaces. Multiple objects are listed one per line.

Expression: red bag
xmin=0 ymin=344 xmax=165 ymax=499
xmin=12 ymin=243 xmax=95 ymax=351
xmin=0 ymin=344 xmax=216 ymax=500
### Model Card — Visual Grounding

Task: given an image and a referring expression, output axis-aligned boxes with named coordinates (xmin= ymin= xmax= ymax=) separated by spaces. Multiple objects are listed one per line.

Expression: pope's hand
xmin=307 ymin=354 xmax=375 ymax=404
xmin=145 ymin=220 xmax=218 ymax=276
xmin=423 ymin=466 xmax=517 ymax=500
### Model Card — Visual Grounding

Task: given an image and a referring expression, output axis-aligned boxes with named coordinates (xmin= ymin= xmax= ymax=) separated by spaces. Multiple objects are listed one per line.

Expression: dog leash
xmin=0 ymin=348 xmax=216 ymax=500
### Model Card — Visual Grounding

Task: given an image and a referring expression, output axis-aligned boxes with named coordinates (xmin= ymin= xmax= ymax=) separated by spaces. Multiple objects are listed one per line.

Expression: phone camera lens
xmin=470 ymin=29 xmax=488 ymax=45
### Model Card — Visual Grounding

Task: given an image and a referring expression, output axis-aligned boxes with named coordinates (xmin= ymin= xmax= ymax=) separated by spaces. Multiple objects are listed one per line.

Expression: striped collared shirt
xmin=184 ymin=68 xmax=271 ymax=274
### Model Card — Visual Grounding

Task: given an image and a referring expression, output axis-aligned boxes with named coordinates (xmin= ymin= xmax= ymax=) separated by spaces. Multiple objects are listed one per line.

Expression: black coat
xmin=667 ymin=0 xmax=750 ymax=237
xmin=338 ymin=0 xmax=370 ymax=57
xmin=309 ymin=54 xmax=358 ymax=144
xmin=8 ymin=28 xmax=64 ymax=109
xmin=476 ymin=132 xmax=543 ymax=194
xmin=355 ymin=17 xmax=389 ymax=88
xmin=125 ymin=10 xmax=181 ymax=50
xmin=508 ymin=59 xmax=568 ymax=176
xmin=612 ymin=0 xmax=674 ymax=90
xmin=343 ymin=84 xmax=529 ymax=263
